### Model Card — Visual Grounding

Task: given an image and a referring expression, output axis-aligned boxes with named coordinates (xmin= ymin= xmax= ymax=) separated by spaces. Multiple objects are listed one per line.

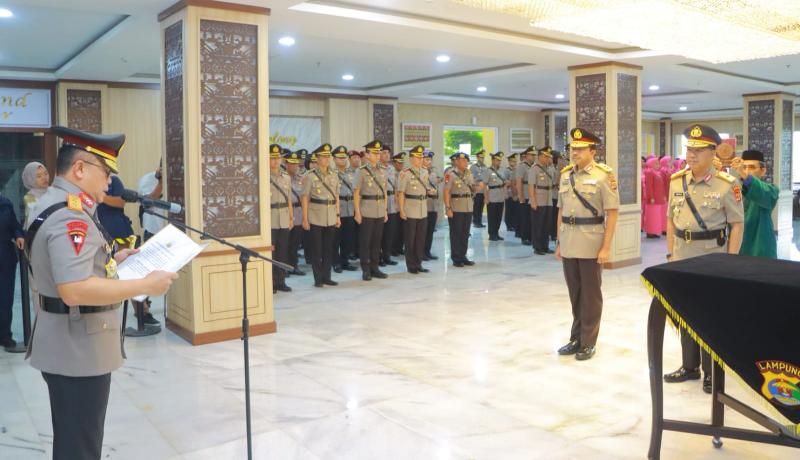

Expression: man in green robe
xmin=735 ymin=149 xmax=779 ymax=258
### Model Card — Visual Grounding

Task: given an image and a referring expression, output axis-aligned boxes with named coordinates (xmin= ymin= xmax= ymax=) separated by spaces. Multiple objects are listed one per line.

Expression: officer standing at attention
xmin=332 ymin=145 xmax=358 ymax=273
xmin=504 ymin=153 xmax=519 ymax=233
xmin=283 ymin=150 xmax=306 ymax=276
xmin=269 ymin=144 xmax=293 ymax=293
xmin=516 ymin=146 xmax=536 ymax=245
xmin=483 ymin=152 xmax=509 ymax=241
xmin=397 ymin=145 xmax=431 ymax=274
xmin=529 ymin=146 xmax=555 ymax=255
xmin=379 ymin=147 xmax=400 ymax=266
xmin=444 ymin=152 xmax=484 ymax=267
xmin=354 ymin=140 xmax=389 ymax=280
xmin=25 ymin=126 xmax=177 ymax=459
xmin=391 ymin=152 xmax=407 ymax=256
xmin=422 ymin=150 xmax=441 ymax=261
xmin=663 ymin=125 xmax=744 ymax=393
xmin=549 ymin=151 xmax=562 ymax=243
xmin=302 ymin=143 xmax=341 ymax=287
xmin=555 ymin=128 xmax=619 ymax=361
xmin=470 ymin=149 xmax=488 ymax=228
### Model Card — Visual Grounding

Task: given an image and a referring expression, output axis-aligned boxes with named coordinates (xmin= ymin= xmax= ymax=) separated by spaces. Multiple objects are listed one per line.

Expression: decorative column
xmin=659 ymin=117 xmax=672 ymax=158
xmin=742 ymin=92 xmax=795 ymax=246
xmin=569 ymin=61 xmax=642 ymax=268
xmin=368 ymin=98 xmax=398 ymax=151
xmin=56 ymin=82 xmax=108 ymax=134
xmin=159 ymin=0 xmax=273 ymax=345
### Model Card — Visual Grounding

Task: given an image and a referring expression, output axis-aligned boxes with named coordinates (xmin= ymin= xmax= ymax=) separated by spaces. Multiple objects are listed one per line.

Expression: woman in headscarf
xmin=643 ymin=156 xmax=666 ymax=238
xmin=21 ymin=161 xmax=49 ymax=224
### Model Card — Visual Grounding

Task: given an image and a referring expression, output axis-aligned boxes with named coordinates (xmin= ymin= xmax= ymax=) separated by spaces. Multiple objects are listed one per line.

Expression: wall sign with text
xmin=269 ymin=116 xmax=322 ymax=152
xmin=402 ymin=122 xmax=432 ymax=150
xmin=0 ymin=88 xmax=52 ymax=128
xmin=510 ymin=128 xmax=533 ymax=152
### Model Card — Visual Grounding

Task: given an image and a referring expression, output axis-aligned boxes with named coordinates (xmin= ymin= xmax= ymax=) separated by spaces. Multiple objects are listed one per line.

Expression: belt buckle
xmin=569 ymin=215 xmax=576 ymax=226
xmin=685 ymin=230 xmax=692 ymax=242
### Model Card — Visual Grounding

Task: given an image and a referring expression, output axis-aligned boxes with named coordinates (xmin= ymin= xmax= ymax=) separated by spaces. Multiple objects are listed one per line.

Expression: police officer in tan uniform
xmin=302 ymin=143 xmax=341 ymax=287
xmin=25 ymin=126 xmax=177 ymax=459
xmin=483 ymin=152 xmax=509 ymax=241
xmin=380 ymin=147 xmax=400 ymax=266
xmin=397 ymin=145 xmax=432 ymax=274
xmin=354 ymin=140 xmax=389 ymax=280
xmin=444 ymin=152 xmax=484 ymax=267
xmin=285 ymin=149 xmax=306 ymax=276
xmin=470 ymin=149 xmax=488 ymax=228
xmin=529 ymin=146 xmax=555 ymax=255
xmin=504 ymin=153 xmax=518 ymax=233
xmin=333 ymin=145 xmax=358 ymax=273
xmin=555 ymin=128 xmax=619 ymax=361
xmin=516 ymin=146 xmax=536 ymax=244
xmin=391 ymin=152 xmax=407 ymax=257
xmin=663 ymin=124 xmax=744 ymax=393
xmin=269 ymin=144 xmax=293 ymax=293
xmin=423 ymin=150 xmax=441 ymax=260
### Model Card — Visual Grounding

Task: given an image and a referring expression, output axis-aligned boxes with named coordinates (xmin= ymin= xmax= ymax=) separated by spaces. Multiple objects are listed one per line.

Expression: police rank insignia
xmin=690 ymin=125 xmax=703 ymax=138
xmin=757 ymin=360 xmax=800 ymax=407
xmin=66 ymin=220 xmax=89 ymax=255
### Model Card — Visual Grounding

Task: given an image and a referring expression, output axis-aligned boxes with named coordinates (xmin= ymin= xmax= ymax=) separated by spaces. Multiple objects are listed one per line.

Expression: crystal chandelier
xmin=451 ymin=0 xmax=800 ymax=63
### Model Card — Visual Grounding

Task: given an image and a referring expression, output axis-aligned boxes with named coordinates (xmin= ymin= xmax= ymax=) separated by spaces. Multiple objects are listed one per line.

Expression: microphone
xmin=120 ymin=189 xmax=183 ymax=214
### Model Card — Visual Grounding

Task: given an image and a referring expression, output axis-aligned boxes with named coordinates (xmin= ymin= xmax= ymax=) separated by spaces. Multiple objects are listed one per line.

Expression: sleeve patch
xmin=66 ymin=220 xmax=89 ymax=255
xmin=608 ymin=173 xmax=618 ymax=191
xmin=733 ymin=185 xmax=742 ymax=203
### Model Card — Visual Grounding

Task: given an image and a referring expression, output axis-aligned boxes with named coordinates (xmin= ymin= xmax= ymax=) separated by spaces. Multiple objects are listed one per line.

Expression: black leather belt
xmin=451 ymin=193 xmax=471 ymax=198
xmin=271 ymin=202 xmax=288 ymax=209
xmin=675 ymin=228 xmax=726 ymax=242
xmin=489 ymin=185 xmax=503 ymax=189
xmin=40 ymin=296 xmax=118 ymax=314
xmin=361 ymin=194 xmax=383 ymax=200
xmin=522 ymin=180 xmax=528 ymax=184
xmin=535 ymin=185 xmax=553 ymax=190
xmin=562 ymin=216 xmax=605 ymax=225
xmin=310 ymin=198 xmax=335 ymax=205
xmin=292 ymin=202 xmax=300 ymax=207
xmin=340 ymin=196 xmax=353 ymax=202
xmin=404 ymin=195 xmax=426 ymax=200
xmin=387 ymin=191 xmax=395 ymax=196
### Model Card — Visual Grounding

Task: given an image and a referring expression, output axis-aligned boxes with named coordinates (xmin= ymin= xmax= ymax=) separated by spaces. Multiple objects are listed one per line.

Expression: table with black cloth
xmin=641 ymin=253 xmax=800 ymax=459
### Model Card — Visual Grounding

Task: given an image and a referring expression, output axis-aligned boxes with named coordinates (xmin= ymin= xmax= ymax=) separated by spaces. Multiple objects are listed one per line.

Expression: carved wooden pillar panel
xmin=368 ymin=98 xmax=398 ymax=151
xmin=658 ymin=118 xmax=672 ymax=158
xmin=569 ymin=62 xmax=642 ymax=268
xmin=57 ymin=82 xmax=109 ymax=134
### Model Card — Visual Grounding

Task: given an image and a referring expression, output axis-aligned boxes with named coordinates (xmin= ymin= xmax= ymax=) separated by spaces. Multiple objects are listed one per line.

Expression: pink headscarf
xmin=22 ymin=162 xmax=47 ymax=198
xmin=659 ymin=156 xmax=672 ymax=171
xmin=673 ymin=158 xmax=686 ymax=173
xmin=645 ymin=157 xmax=659 ymax=170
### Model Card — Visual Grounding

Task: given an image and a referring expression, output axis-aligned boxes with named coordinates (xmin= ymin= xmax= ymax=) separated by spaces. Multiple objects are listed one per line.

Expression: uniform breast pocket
xmin=706 ymin=198 xmax=722 ymax=210
xmin=580 ymin=184 xmax=598 ymax=195
xmin=85 ymin=312 xmax=120 ymax=335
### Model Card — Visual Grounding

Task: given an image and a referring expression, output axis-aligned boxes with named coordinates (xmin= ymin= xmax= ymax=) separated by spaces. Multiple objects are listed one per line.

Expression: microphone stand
xmin=143 ymin=209 xmax=291 ymax=460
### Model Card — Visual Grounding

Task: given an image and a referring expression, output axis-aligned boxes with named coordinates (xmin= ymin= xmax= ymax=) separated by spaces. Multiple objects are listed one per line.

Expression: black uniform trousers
xmin=393 ymin=215 xmax=404 ymax=255
xmin=518 ymin=199 xmax=531 ymax=241
xmin=550 ymin=199 xmax=559 ymax=240
xmin=359 ymin=217 xmax=384 ymax=272
xmin=308 ymin=224 xmax=335 ymax=284
xmin=530 ymin=205 xmax=553 ymax=251
xmin=0 ymin=245 xmax=17 ymax=342
xmin=472 ymin=193 xmax=485 ymax=226
xmin=424 ymin=211 xmax=437 ymax=256
xmin=448 ymin=212 xmax=471 ymax=262
xmin=335 ymin=216 xmax=356 ymax=267
xmin=288 ymin=225 xmax=303 ymax=269
xmin=486 ymin=201 xmax=504 ymax=238
xmin=382 ymin=212 xmax=399 ymax=262
xmin=303 ymin=228 xmax=312 ymax=264
xmin=43 ymin=371 xmax=111 ymax=460
xmin=562 ymin=257 xmax=603 ymax=348
xmin=681 ymin=331 xmax=712 ymax=375
xmin=504 ymin=197 xmax=517 ymax=231
xmin=271 ymin=228 xmax=290 ymax=288
xmin=403 ymin=217 xmax=427 ymax=271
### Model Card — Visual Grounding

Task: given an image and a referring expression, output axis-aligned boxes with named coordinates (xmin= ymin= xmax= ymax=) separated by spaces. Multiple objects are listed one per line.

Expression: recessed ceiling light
xmin=649 ymin=84 xmax=660 ymax=91
xmin=278 ymin=36 xmax=295 ymax=46
xmin=476 ymin=86 xmax=487 ymax=92
xmin=679 ymin=106 xmax=688 ymax=111
xmin=342 ymin=74 xmax=354 ymax=81
xmin=0 ymin=8 xmax=13 ymax=18
xmin=555 ymin=93 xmax=565 ymax=99
xmin=436 ymin=54 xmax=450 ymax=63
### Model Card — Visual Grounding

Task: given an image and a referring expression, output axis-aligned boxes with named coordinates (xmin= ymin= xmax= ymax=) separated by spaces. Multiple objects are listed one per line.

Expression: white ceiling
xmin=0 ymin=0 xmax=798 ymax=119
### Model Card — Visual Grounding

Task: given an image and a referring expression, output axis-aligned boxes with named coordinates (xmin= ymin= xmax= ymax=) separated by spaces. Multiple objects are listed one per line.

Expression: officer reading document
xmin=25 ymin=126 xmax=179 ymax=460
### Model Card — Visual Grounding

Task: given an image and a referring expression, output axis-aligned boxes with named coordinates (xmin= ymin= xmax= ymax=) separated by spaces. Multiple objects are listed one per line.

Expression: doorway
xmin=0 ymin=132 xmax=48 ymax=219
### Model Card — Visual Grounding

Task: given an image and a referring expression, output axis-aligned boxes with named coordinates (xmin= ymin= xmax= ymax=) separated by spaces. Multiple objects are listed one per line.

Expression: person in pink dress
xmin=643 ymin=156 xmax=666 ymax=238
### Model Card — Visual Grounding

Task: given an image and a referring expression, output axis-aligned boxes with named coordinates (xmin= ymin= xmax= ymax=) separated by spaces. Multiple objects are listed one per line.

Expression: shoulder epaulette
xmin=671 ymin=169 xmax=689 ymax=180
xmin=595 ymin=163 xmax=613 ymax=173
xmin=66 ymin=194 xmax=83 ymax=212
xmin=560 ymin=164 xmax=574 ymax=174
xmin=716 ymin=171 xmax=735 ymax=184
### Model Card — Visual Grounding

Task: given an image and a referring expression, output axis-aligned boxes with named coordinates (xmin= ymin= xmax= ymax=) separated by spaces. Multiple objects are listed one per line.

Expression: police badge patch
xmin=66 ymin=220 xmax=89 ymax=255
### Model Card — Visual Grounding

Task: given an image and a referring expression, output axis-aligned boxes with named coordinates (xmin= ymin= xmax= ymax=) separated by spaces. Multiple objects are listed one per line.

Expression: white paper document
xmin=117 ymin=224 xmax=206 ymax=301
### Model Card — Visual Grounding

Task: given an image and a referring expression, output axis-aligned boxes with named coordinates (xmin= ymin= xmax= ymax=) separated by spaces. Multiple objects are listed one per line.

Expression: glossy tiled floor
xmin=2 ymin=221 xmax=800 ymax=459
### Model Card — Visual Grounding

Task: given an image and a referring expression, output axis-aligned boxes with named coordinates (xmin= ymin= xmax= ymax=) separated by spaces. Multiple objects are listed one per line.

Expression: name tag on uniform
xmin=583 ymin=179 xmax=598 ymax=185
xmin=673 ymin=192 xmax=684 ymax=197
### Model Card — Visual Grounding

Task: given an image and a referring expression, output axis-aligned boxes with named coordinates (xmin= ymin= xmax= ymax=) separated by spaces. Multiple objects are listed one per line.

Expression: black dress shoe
xmin=462 ymin=259 xmax=475 ymax=266
xmin=557 ymin=340 xmax=581 ymax=355
xmin=489 ymin=236 xmax=499 ymax=241
xmin=407 ymin=269 xmax=419 ymax=274
xmin=426 ymin=253 xmax=438 ymax=260
xmin=276 ymin=285 xmax=292 ymax=292
xmin=534 ymin=250 xmax=546 ymax=255
xmin=143 ymin=313 xmax=160 ymax=325
xmin=313 ymin=282 xmax=324 ymax=288
xmin=418 ymin=267 xmax=429 ymax=273
xmin=386 ymin=259 xmax=398 ymax=266
xmin=333 ymin=266 xmax=343 ymax=273
xmin=522 ymin=239 xmax=532 ymax=245
xmin=292 ymin=268 xmax=306 ymax=276
xmin=545 ymin=249 xmax=554 ymax=254
xmin=371 ymin=269 xmax=388 ymax=279
xmin=362 ymin=272 xmax=372 ymax=281
xmin=1 ymin=338 xmax=17 ymax=349
xmin=422 ymin=255 xmax=431 ymax=261
xmin=453 ymin=261 xmax=465 ymax=267
xmin=342 ymin=264 xmax=358 ymax=271
xmin=379 ymin=260 xmax=386 ymax=267
xmin=323 ymin=279 xmax=338 ymax=286
xmin=576 ymin=346 xmax=596 ymax=361
xmin=703 ymin=375 xmax=713 ymax=394
xmin=663 ymin=367 xmax=701 ymax=383
xmin=496 ymin=236 xmax=504 ymax=240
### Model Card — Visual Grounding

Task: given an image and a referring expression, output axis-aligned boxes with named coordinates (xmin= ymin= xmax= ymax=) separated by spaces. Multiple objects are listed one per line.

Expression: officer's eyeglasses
xmin=83 ymin=160 xmax=112 ymax=178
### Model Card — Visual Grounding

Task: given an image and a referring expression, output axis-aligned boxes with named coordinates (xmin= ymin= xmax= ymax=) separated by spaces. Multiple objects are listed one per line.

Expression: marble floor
xmin=2 ymin=221 xmax=800 ymax=459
